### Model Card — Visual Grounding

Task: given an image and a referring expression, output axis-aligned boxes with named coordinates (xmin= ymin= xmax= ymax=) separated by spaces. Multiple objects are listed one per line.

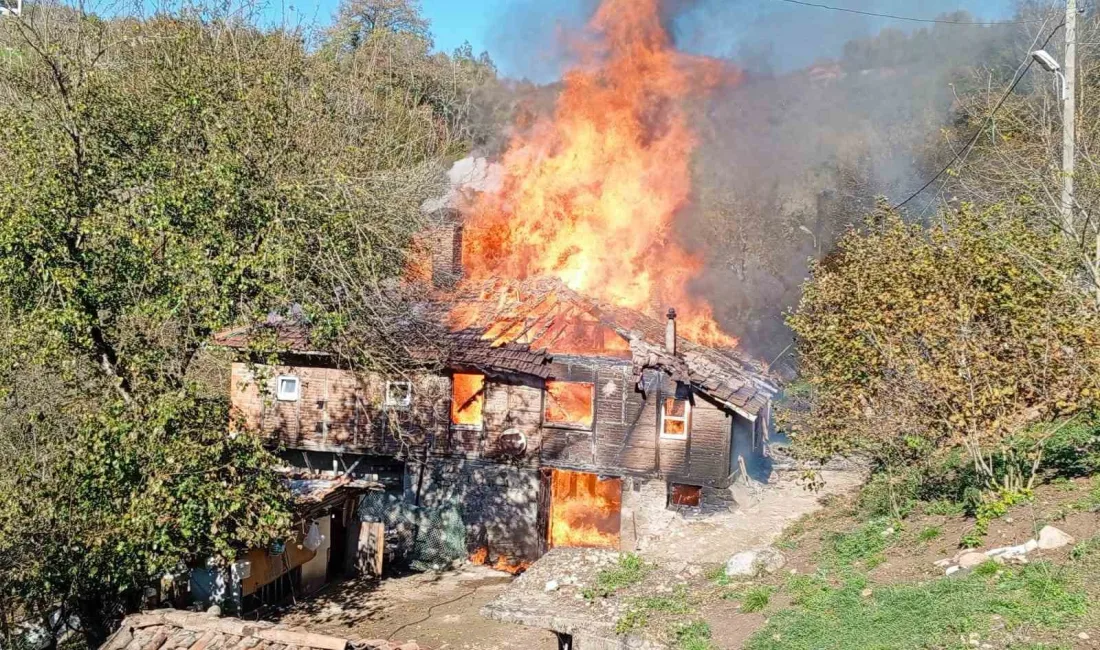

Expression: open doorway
xmin=546 ymin=469 xmax=622 ymax=550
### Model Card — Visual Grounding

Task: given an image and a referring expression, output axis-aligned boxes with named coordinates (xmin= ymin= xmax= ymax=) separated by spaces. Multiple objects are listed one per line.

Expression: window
xmin=385 ymin=381 xmax=412 ymax=408
xmin=668 ymin=483 xmax=702 ymax=508
xmin=450 ymin=372 xmax=485 ymax=428
xmin=659 ymin=397 xmax=691 ymax=439
xmin=544 ymin=381 xmax=595 ymax=429
xmin=276 ymin=375 xmax=300 ymax=401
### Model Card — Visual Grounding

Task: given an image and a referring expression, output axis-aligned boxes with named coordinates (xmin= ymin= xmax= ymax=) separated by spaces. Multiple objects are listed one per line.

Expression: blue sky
xmin=274 ymin=0 xmax=1018 ymax=80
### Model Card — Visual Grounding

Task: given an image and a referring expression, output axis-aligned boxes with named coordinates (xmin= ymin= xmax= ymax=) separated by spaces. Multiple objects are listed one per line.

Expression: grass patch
xmin=745 ymin=562 xmax=1086 ymax=650
xmin=634 ymin=585 xmax=694 ymax=615
xmin=1070 ymin=535 xmax=1100 ymax=560
xmin=917 ymin=525 xmax=942 ymax=542
xmin=819 ymin=518 xmax=893 ymax=571
xmin=672 ymin=620 xmax=714 ymax=650
xmin=705 ymin=564 xmax=730 ymax=586
xmin=583 ymin=553 xmax=651 ymax=600
xmin=614 ymin=608 xmax=647 ymax=634
xmin=740 ymin=586 xmax=774 ymax=613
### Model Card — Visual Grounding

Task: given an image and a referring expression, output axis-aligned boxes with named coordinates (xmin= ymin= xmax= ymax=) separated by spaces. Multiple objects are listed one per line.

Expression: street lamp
xmin=1032 ymin=49 xmax=1067 ymax=99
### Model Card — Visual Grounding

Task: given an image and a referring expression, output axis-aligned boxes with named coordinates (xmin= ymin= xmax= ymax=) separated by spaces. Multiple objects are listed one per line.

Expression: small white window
xmin=385 ymin=381 xmax=412 ymax=408
xmin=276 ymin=375 xmax=300 ymax=401
xmin=659 ymin=398 xmax=691 ymax=439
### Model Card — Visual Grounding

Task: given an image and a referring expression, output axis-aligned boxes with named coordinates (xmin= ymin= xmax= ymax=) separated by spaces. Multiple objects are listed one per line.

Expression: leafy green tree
xmin=787 ymin=203 xmax=1100 ymax=489
xmin=0 ymin=0 xmax=493 ymax=645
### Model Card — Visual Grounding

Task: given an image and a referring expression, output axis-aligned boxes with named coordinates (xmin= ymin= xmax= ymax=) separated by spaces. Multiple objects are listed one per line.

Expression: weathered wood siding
xmin=229 ymin=362 xmax=447 ymax=457
xmin=231 ymin=359 xmax=739 ymax=485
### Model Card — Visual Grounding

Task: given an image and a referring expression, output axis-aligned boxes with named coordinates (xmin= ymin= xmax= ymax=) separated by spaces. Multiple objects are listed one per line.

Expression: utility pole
xmin=1062 ymin=0 xmax=1077 ymax=232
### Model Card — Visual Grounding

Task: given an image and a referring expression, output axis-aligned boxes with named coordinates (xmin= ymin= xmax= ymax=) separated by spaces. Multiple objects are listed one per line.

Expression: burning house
xmin=214 ymin=271 xmax=776 ymax=572
xmin=213 ymin=0 xmax=778 ymax=587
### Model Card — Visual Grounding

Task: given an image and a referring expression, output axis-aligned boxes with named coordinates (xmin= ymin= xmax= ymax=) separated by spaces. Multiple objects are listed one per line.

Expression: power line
xmin=893 ymin=21 xmax=1066 ymax=210
xmin=772 ymin=0 xmax=1048 ymax=25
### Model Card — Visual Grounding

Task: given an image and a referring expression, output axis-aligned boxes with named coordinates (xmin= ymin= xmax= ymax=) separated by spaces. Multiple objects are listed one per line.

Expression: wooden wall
xmin=231 ymin=358 xmax=740 ymax=486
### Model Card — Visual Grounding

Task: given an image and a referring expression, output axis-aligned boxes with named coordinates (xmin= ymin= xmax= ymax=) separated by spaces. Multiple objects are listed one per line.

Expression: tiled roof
xmin=212 ymin=322 xmax=318 ymax=355
xmin=101 ymin=610 xmax=425 ymax=650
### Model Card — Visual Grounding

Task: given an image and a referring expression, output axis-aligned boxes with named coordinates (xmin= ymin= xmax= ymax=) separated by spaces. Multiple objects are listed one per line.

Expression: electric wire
xmin=771 ymin=0 xmax=1050 ymax=25
xmin=893 ymin=21 xmax=1066 ymax=209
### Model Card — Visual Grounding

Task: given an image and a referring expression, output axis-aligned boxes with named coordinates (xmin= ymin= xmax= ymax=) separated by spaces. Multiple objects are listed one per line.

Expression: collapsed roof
xmin=442 ymin=278 xmax=778 ymax=418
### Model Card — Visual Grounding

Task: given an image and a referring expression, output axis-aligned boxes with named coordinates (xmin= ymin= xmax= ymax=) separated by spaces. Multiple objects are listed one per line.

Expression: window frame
xmin=450 ymin=372 xmax=485 ymax=430
xmin=275 ymin=374 xmax=300 ymax=402
xmin=659 ymin=397 xmax=691 ymax=440
xmin=542 ymin=380 xmax=596 ymax=431
xmin=384 ymin=380 xmax=413 ymax=409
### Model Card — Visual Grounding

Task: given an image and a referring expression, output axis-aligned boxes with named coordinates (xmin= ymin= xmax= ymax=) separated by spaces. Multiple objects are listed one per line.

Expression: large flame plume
xmin=461 ymin=0 xmax=739 ymax=347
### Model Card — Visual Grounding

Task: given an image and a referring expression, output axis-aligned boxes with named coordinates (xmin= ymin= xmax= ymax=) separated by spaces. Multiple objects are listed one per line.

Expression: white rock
xmin=945 ymin=565 xmax=961 ymax=575
xmin=957 ymin=551 xmax=988 ymax=569
xmin=725 ymin=547 xmax=786 ymax=577
xmin=1078 ymin=632 xmax=1090 ymax=640
xmin=985 ymin=542 xmax=1030 ymax=558
xmin=1037 ymin=526 xmax=1074 ymax=550
xmin=1023 ymin=539 xmax=1039 ymax=553
xmin=933 ymin=558 xmax=953 ymax=568
xmin=544 ymin=580 xmax=559 ymax=592
xmin=860 ymin=588 xmax=873 ymax=597
xmin=881 ymin=527 xmax=895 ymax=537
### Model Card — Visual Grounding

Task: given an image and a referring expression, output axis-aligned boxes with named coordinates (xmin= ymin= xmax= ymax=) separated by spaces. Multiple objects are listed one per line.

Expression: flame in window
xmin=451 ymin=373 xmax=485 ymax=426
xmin=544 ymin=381 xmax=595 ymax=428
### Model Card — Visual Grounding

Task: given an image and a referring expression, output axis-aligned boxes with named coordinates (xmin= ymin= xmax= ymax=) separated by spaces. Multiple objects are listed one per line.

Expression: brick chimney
xmin=425 ymin=208 xmax=463 ymax=288
xmin=665 ymin=307 xmax=677 ymax=355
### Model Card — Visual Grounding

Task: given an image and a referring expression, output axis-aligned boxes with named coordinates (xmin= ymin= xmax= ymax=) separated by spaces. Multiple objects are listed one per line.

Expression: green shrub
xmin=922 ymin=499 xmax=966 ymax=516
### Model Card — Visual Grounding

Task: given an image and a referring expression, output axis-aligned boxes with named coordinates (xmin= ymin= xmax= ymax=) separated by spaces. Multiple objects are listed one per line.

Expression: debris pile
xmin=934 ymin=525 xmax=1075 ymax=575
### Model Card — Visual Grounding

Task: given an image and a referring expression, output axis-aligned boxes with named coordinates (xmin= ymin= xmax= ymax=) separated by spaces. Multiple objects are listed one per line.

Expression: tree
xmin=786 ymin=203 xmax=1100 ymax=489
xmin=0 ymin=0 xmax=492 ymax=645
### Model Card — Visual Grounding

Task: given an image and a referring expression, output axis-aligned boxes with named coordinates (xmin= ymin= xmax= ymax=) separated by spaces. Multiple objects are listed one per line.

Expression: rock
xmin=934 ymin=558 xmax=953 ymax=568
xmin=1079 ymin=632 xmax=1090 ymax=641
xmin=1037 ymin=526 xmax=1074 ymax=550
xmin=945 ymin=566 xmax=961 ymax=575
xmin=985 ymin=542 xmax=1030 ymax=558
xmin=957 ymin=551 xmax=988 ymax=569
xmin=860 ymin=588 xmax=873 ymax=597
xmin=544 ymin=580 xmax=559 ymax=592
xmin=1023 ymin=539 xmax=1039 ymax=553
xmin=881 ymin=527 xmax=895 ymax=537
xmin=205 ymin=605 xmax=222 ymax=616
xmin=725 ymin=547 xmax=786 ymax=577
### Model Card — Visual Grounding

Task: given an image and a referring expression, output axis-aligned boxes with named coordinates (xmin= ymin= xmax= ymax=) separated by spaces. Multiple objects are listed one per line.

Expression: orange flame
xmin=549 ymin=470 xmax=622 ymax=550
xmin=469 ymin=547 xmax=531 ymax=575
xmin=461 ymin=0 xmax=739 ymax=348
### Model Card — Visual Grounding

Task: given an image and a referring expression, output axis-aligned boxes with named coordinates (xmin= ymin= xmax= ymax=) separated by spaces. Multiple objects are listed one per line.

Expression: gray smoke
xmin=481 ymin=0 xmax=1051 ymax=360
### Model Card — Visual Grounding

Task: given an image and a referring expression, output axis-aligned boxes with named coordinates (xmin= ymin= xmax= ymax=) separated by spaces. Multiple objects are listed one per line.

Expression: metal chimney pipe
xmin=665 ymin=308 xmax=677 ymax=355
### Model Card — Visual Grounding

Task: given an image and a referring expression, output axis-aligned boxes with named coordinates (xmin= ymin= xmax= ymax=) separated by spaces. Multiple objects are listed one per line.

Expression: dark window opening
xmin=668 ymin=483 xmax=702 ymax=508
